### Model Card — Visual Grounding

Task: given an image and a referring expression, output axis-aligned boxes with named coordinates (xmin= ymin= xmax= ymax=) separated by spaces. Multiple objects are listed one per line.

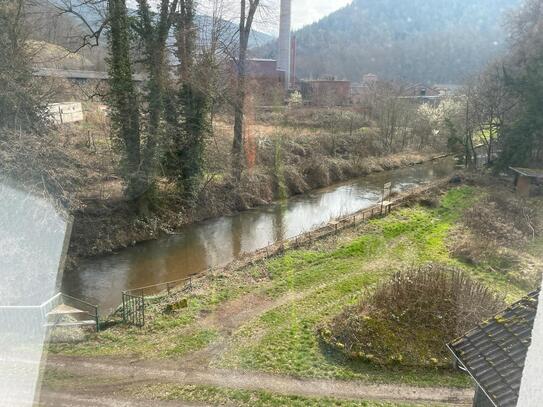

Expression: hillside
xmin=255 ymin=0 xmax=520 ymax=83
xmin=30 ymin=1 xmax=273 ymax=71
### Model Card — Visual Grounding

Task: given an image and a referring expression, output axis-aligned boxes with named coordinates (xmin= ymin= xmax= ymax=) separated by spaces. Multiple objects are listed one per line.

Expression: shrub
xmin=319 ymin=264 xmax=505 ymax=367
xmin=463 ymin=196 xmax=532 ymax=247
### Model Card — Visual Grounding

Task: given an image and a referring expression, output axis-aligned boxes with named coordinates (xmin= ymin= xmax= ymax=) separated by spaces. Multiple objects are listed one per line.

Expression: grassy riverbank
xmin=49 ymin=176 xmax=542 ymax=402
xmin=40 ymin=105 xmax=438 ymax=264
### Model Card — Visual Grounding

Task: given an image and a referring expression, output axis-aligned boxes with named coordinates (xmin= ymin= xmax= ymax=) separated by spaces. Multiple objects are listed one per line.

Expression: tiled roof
xmin=448 ymin=290 xmax=539 ymax=407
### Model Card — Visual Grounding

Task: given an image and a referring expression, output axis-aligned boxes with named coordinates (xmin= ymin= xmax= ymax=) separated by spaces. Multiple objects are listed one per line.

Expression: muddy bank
xmin=67 ymin=152 xmax=434 ymax=267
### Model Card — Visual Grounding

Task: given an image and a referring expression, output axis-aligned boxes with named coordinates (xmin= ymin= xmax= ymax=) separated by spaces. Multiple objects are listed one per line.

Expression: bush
xmin=448 ymin=186 xmax=542 ymax=287
xmin=319 ymin=264 xmax=505 ymax=367
xmin=462 ymin=194 xmax=536 ymax=247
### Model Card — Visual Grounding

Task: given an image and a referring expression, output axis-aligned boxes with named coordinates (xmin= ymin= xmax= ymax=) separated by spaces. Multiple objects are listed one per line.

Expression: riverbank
xmin=62 ymin=159 xmax=456 ymax=312
xmin=47 ymin=174 xmax=542 ymax=406
xmin=67 ymin=151 xmax=433 ymax=266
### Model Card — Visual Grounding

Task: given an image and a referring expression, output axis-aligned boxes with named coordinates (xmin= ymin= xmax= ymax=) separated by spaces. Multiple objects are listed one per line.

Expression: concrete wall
xmin=47 ymin=102 xmax=84 ymax=124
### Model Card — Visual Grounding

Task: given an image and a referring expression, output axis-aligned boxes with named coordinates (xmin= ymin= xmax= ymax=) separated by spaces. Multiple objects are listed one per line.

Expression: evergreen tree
xmin=164 ymin=0 xmax=210 ymax=202
xmin=107 ymin=0 xmax=143 ymax=199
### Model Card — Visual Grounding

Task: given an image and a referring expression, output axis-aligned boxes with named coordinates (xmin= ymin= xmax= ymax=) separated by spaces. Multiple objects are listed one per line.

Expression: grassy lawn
xmin=214 ymin=186 xmax=529 ymax=386
xmin=127 ymin=384 xmax=442 ymax=407
xmin=51 ymin=184 xmax=538 ymax=389
xmin=50 ymin=273 xmax=254 ymax=357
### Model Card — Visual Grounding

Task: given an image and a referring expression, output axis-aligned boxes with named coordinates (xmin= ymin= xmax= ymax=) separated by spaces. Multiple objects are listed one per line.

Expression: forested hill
xmin=254 ymin=0 xmax=520 ymax=84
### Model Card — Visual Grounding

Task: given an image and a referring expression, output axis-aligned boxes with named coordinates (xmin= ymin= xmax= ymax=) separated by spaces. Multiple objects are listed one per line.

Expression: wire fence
xmin=120 ymin=177 xmax=451 ymax=327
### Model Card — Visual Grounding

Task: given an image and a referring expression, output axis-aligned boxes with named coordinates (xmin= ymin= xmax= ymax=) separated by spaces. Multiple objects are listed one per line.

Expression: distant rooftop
xmin=301 ymin=79 xmax=351 ymax=83
xmin=33 ymin=68 xmax=146 ymax=82
xmin=448 ymin=290 xmax=539 ymax=407
xmin=248 ymin=58 xmax=277 ymax=62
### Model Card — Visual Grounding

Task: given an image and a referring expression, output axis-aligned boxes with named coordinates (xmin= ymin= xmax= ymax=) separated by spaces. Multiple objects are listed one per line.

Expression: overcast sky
xmin=289 ymin=0 xmax=352 ymax=30
xmin=198 ymin=0 xmax=353 ymax=35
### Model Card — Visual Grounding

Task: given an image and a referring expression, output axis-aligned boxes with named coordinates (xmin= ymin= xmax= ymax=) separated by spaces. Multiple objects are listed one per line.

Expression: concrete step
xmin=47 ymin=304 xmax=88 ymax=317
xmin=45 ymin=320 xmax=97 ymax=328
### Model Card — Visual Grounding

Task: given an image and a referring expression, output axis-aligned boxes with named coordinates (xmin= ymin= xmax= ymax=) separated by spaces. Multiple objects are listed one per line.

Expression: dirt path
xmin=43 ymin=210 xmax=476 ymax=406
xmin=45 ymin=355 xmax=473 ymax=406
xmin=38 ymin=390 xmax=208 ymax=407
xmin=181 ymin=290 xmax=307 ymax=366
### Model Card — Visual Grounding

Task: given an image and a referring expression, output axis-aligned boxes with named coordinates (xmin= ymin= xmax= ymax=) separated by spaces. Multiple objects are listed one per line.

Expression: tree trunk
xmin=108 ymin=0 xmax=143 ymax=199
xmin=232 ymin=0 xmax=259 ymax=180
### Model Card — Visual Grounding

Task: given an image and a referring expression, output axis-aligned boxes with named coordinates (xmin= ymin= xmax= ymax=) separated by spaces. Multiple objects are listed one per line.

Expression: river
xmin=62 ymin=158 xmax=456 ymax=313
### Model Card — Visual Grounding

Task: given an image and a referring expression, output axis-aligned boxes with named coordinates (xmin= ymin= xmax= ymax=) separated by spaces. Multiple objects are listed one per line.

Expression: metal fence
xmin=121 ymin=277 xmax=193 ymax=327
xmin=118 ymin=177 xmax=448 ymax=328
xmin=122 ymin=291 xmax=145 ymax=327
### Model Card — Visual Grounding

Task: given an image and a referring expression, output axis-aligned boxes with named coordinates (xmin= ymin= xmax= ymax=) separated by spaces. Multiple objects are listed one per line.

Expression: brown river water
xmin=62 ymin=158 xmax=456 ymax=313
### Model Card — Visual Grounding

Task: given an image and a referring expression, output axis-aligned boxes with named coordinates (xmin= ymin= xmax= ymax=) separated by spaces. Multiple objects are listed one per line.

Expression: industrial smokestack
xmin=278 ymin=0 xmax=291 ymax=89
xmin=290 ymin=35 xmax=296 ymax=87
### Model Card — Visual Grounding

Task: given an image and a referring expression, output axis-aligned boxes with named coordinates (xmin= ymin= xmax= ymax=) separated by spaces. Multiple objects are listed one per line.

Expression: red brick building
xmin=300 ymin=79 xmax=351 ymax=106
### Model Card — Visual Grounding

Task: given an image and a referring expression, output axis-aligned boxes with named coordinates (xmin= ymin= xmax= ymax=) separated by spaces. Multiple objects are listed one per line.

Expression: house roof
xmin=510 ymin=167 xmax=543 ymax=178
xmin=448 ymin=290 xmax=539 ymax=407
xmin=34 ymin=68 xmax=147 ymax=82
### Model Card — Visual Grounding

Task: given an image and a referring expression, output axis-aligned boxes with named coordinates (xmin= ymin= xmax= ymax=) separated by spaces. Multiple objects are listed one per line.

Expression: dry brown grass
xmin=320 ymin=264 xmax=506 ymax=368
xmin=22 ymin=104 xmax=437 ymax=260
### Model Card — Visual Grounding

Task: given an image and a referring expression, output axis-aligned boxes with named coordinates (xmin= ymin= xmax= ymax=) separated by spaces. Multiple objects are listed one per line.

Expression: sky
xmin=289 ymin=0 xmax=352 ymax=30
xmin=197 ymin=0 xmax=353 ymax=36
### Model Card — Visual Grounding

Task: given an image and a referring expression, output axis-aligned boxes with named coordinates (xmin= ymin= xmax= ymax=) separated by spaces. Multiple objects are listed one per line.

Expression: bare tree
xmin=371 ymin=82 xmax=413 ymax=154
xmin=232 ymin=0 xmax=260 ymax=179
xmin=0 ymin=0 xmax=48 ymax=131
xmin=46 ymin=0 xmax=108 ymax=51
xmin=470 ymin=62 xmax=517 ymax=164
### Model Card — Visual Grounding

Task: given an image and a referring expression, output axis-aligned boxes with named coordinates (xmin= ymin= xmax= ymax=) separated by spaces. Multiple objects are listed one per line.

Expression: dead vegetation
xmin=34 ymin=105 xmax=432 ymax=261
xmin=447 ymin=179 xmax=543 ymax=288
xmin=0 ymin=129 xmax=86 ymax=209
xmin=319 ymin=264 xmax=506 ymax=368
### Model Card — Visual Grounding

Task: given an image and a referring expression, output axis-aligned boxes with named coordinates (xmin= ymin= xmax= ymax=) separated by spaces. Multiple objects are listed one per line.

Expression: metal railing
xmin=60 ymin=293 xmax=100 ymax=332
xmin=118 ymin=177 xmax=449 ymax=328
xmin=122 ymin=277 xmax=193 ymax=327
xmin=0 ymin=293 xmax=99 ymax=332
xmin=124 ymin=276 xmax=193 ymax=298
xmin=122 ymin=291 xmax=145 ymax=327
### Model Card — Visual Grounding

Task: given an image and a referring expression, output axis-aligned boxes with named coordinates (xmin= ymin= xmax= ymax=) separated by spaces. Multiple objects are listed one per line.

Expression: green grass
xmin=53 ymin=184 xmax=532 ymax=390
xmin=264 ymin=235 xmax=385 ymax=298
xmin=215 ymin=186 xmax=528 ymax=387
xmin=165 ymin=328 xmax=219 ymax=357
xmin=49 ymin=277 xmax=249 ymax=357
xmin=129 ymin=384 xmax=440 ymax=407
xmin=218 ymin=266 xmax=470 ymax=387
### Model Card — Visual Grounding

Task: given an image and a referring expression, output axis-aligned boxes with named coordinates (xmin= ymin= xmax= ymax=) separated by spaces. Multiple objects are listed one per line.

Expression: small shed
xmin=510 ymin=167 xmax=543 ymax=197
xmin=448 ymin=290 xmax=539 ymax=407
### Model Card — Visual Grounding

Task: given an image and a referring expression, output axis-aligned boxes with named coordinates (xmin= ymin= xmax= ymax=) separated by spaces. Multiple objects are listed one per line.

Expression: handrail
xmin=60 ymin=293 xmax=100 ymax=332
xmin=0 ymin=293 xmax=62 ymax=310
xmin=40 ymin=293 xmax=62 ymax=308
xmin=61 ymin=293 xmax=98 ymax=310
xmin=0 ymin=292 xmax=100 ymax=332
xmin=124 ymin=276 xmax=192 ymax=296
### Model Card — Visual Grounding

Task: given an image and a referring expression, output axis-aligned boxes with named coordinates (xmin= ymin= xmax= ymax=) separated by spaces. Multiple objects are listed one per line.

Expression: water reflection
xmin=63 ymin=159 xmax=454 ymax=313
